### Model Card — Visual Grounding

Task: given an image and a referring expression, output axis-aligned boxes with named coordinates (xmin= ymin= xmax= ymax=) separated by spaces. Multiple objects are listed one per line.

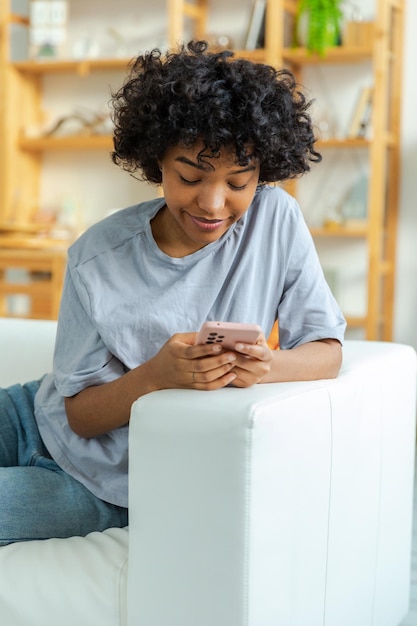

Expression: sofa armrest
xmin=128 ymin=379 xmax=335 ymax=626
xmin=127 ymin=341 xmax=416 ymax=626
xmin=326 ymin=341 xmax=417 ymax=626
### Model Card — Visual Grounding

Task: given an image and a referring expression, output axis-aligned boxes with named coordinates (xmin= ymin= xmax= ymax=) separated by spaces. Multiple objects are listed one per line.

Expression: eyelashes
xmin=179 ymin=175 xmax=247 ymax=191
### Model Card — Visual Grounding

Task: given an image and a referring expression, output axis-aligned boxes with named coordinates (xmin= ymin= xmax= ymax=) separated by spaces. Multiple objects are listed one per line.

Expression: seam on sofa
xmin=243 ymin=412 xmax=255 ymax=626
xmin=118 ymin=552 xmax=129 ymax=626
xmin=323 ymin=390 xmax=333 ymax=626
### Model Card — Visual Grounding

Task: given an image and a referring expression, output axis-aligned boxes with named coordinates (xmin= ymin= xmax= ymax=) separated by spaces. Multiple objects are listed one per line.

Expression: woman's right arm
xmin=65 ymin=333 xmax=237 ymax=438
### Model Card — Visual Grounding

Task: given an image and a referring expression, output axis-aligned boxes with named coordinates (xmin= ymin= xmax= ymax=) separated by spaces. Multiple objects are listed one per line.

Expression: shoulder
xmin=238 ymin=185 xmax=315 ymax=265
xmin=68 ymin=197 xmax=165 ymax=268
xmin=251 ymin=185 xmax=301 ymax=217
xmin=245 ymin=184 xmax=304 ymax=234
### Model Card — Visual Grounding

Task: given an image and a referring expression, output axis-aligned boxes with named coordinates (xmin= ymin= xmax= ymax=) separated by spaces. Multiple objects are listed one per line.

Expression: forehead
xmin=164 ymin=142 xmax=255 ymax=171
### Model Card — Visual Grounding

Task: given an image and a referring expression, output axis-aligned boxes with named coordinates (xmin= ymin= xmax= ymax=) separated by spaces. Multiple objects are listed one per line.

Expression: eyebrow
xmin=174 ymin=155 xmax=257 ymax=174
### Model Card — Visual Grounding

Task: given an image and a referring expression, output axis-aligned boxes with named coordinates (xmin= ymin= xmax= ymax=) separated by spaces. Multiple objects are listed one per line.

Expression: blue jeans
xmin=0 ymin=380 xmax=128 ymax=546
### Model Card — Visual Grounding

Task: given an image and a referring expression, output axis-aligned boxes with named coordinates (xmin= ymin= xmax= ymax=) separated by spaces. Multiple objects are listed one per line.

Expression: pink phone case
xmin=196 ymin=321 xmax=262 ymax=350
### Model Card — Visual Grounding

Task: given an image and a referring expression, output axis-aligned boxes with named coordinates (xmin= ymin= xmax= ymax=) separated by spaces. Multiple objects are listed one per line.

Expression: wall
xmin=395 ymin=0 xmax=417 ymax=351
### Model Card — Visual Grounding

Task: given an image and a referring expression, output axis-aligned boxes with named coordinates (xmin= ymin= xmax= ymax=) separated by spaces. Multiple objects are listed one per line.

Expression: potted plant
xmin=295 ymin=0 xmax=344 ymax=56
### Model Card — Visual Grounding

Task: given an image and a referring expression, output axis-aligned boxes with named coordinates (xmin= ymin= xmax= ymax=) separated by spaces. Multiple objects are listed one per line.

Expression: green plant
xmin=295 ymin=0 xmax=344 ymax=56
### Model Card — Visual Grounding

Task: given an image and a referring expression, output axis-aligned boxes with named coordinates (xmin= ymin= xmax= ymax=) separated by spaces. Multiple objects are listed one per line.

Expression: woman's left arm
xmin=231 ymin=335 xmax=342 ymax=386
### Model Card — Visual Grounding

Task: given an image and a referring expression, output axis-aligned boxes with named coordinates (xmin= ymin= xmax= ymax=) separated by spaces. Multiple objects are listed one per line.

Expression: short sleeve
xmin=277 ymin=205 xmax=346 ymax=349
xmin=53 ymin=266 xmax=126 ymax=398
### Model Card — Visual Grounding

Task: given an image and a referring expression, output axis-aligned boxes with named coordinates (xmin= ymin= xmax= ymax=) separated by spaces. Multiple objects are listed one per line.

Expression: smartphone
xmin=196 ymin=321 xmax=262 ymax=351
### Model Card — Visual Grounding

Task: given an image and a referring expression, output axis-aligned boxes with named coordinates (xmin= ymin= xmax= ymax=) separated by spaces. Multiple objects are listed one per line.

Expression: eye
xmin=179 ymin=175 xmax=200 ymax=185
xmin=228 ymin=182 xmax=247 ymax=191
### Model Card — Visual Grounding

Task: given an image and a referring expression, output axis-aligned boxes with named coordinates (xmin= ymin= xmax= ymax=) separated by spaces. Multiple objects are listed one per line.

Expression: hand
xmin=149 ymin=332 xmax=238 ymax=391
xmin=229 ymin=333 xmax=273 ymax=387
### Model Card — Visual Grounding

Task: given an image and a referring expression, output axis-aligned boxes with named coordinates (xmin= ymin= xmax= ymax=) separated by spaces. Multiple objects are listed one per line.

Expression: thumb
xmin=172 ymin=331 xmax=198 ymax=346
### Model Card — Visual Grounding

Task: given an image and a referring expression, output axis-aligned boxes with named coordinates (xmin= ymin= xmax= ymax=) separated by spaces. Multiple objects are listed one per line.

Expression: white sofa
xmin=0 ymin=317 xmax=416 ymax=626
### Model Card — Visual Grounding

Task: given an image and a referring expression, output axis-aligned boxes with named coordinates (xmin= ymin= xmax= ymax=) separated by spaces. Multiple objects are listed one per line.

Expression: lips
xmin=188 ymin=214 xmax=226 ymax=231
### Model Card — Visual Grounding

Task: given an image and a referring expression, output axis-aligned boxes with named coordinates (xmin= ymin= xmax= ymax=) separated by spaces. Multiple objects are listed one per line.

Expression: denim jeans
xmin=0 ymin=380 xmax=128 ymax=546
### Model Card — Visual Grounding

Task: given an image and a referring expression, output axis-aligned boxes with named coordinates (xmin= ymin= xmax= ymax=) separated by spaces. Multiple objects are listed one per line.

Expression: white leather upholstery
xmin=1 ymin=317 xmax=57 ymax=386
xmin=0 ymin=528 xmax=128 ymax=626
xmin=128 ymin=341 xmax=417 ymax=626
xmin=0 ymin=317 xmax=415 ymax=626
xmin=0 ymin=318 xmax=129 ymax=626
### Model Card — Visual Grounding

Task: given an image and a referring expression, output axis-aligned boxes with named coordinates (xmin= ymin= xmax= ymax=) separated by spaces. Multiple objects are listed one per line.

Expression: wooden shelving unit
xmin=0 ymin=1 xmax=405 ymax=333
xmin=0 ymin=2 xmax=133 ymax=318
xmin=168 ymin=0 xmax=405 ymax=341
xmin=0 ymin=245 xmax=66 ymax=319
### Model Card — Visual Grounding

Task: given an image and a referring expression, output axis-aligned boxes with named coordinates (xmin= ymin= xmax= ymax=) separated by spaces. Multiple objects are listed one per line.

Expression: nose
xmin=197 ymin=183 xmax=226 ymax=215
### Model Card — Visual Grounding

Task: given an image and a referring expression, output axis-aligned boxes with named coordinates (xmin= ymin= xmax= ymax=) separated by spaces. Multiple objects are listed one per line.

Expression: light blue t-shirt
xmin=34 ymin=185 xmax=346 ymax=507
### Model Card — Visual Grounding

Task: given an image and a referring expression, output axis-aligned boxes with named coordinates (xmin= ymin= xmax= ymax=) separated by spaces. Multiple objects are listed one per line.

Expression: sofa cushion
xmin=0 ymin=526 xmax=128 ymax=626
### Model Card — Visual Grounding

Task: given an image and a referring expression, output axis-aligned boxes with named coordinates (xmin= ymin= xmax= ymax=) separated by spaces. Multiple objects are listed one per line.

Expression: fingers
xmin=234 ymin=337 xmax=270 ymax=360
xmin=166 ymin=334 xmax=238 ymax=389
xmin=173 ymin=332 xmax=225 ymax=359
xmin=166 ymin=332 xmax=273 ymax=391
xmin=189 ymin=352 xmax=237 ymax=389
xmin=190 ymin=366 xmax=237 ymax=390
xmin=229 ymin=338 xmax=273 ymax=387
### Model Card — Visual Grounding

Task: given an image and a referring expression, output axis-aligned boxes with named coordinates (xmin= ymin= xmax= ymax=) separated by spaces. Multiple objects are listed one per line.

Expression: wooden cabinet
xmin=168 ymin=0 xmax=405 ymax=341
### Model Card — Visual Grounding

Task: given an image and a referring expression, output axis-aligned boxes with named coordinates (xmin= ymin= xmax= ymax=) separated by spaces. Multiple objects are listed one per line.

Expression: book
xmin=245 ymin=0 xmax=266 ymax=50
xmin=357 ymin=92 xmax=373 ymax=138
xmin=10 ymin=23 xmax=29 ymax=61
xmin=11 ymin=0 xmax=29 ymax=15
xmin=347 ymin=86 xmax=373 ymax=139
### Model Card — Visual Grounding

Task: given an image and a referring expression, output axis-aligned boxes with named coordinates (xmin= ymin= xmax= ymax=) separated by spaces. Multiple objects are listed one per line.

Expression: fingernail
xmin=212 ymin=344 xmax=222 ymax=352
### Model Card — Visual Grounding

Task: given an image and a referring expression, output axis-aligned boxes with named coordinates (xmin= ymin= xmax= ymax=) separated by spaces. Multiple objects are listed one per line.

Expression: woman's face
xmin=151 ymin=143 xmax=260 ymax=257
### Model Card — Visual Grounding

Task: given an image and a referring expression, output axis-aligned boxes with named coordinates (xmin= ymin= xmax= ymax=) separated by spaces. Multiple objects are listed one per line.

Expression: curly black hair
xmin=111 ymin=40 xmax=321 ymax=184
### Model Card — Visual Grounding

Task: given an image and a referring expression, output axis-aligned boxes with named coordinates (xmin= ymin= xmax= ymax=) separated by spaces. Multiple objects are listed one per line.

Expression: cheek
xmin=163 ymin=182 xmax=194 ymax=208
xmin=233 ymin=190 xmax=257 ymax=217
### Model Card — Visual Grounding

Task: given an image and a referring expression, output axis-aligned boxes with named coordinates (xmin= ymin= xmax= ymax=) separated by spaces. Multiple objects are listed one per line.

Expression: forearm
xmin=64 ymin=358 xmax=160 ymax=439
xmin=64 ymin=331 xmax=235 ymax=438
xmin=261 ymin=338 xmax=342 ymax=383
xmin=65 ymin=338 xmax=342 ymax=438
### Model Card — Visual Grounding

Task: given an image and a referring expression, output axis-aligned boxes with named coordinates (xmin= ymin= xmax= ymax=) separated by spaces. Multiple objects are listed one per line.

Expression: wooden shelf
xmin=198 ymin=45 xmax=373 ymax=67
xmin=0 ymin=235 xmax=68 ymax=250
xmin=283 ymin=45 xmax=373 ymax=65
xmin=0 ymin=221 xmax=55 ymax=234
xmin=0 ymin=282 xmax=53 ymax=296
xmin=12 ymin=57 xmax=133 ymax=75
xmin=345 ymin=315 xmax=367 ymax=329
xmin=19 ymin=134 xmax=113 ymax=152
xmin=318 ymin=138 xmax=370 ymax=148
xmin=227 ymin=49 xmax=269 ymax=63
xmin=310 ymin=222 xmax=369 ymax=238
xmin=9 ymin=13 xmax=29 ymax=26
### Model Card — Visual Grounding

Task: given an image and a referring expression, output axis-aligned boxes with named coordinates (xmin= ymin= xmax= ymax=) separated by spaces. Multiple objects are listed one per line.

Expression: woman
xmin=1 ymin=41 xmax=345 ymax=545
